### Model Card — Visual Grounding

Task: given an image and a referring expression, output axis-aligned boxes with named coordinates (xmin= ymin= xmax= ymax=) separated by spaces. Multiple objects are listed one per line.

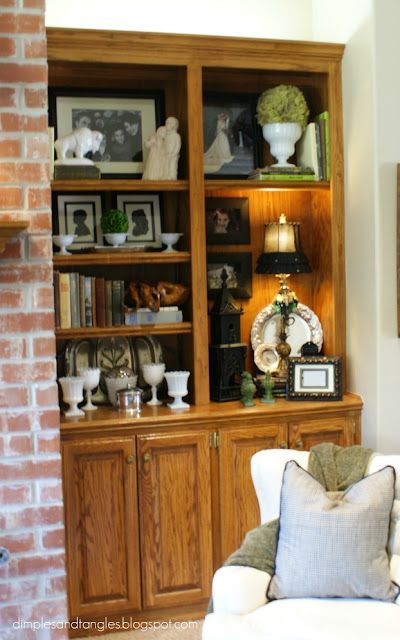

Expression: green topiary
xmin=256 ymin=84 xmax=309 ymax=131
xmin=100 ymin=208 xmax=129 ymax=234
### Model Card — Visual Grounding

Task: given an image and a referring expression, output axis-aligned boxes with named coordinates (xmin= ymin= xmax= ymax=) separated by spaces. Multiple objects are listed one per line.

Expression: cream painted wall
xmin=45 ymin=0 xmax=313 ymax=39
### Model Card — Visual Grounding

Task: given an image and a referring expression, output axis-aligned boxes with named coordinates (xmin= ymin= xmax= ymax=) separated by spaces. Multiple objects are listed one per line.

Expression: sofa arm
xmin=212 ymin=565 xmax=271 ymax=615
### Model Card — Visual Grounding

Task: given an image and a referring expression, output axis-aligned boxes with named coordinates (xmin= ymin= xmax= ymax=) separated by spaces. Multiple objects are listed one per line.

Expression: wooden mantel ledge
xmin=0 ymin=219 xmax=30 ymax=253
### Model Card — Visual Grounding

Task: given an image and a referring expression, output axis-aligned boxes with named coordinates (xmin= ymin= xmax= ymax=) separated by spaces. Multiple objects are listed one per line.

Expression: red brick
xmin=0 ymin=603 xmax=33 ymax=627
xmin=0 ymin=62 xmax=47 ymax=84
xmin=0 ymin=578 xmax=38 ymax=603
xmin=38 ymin=409 xmax=60 ymax=430
xmin=0 ymin=37 xmax=16 ymax=57
xmin=0 ymin=0 xmax=16 ymax=7
xmin=6 ymin=434 xmax=33 ymax=456
xmin=0 ymin=386 xmax=29 ymax=408
xmin=0 ymin=338 xmax=26 ymax=359
xmin=0 ymin=139 xmax=21 ymax=157
xmin=28 ymin=235 xmax=51 ymax=259
xmin=4 ymin=412 xmax=32 ymax=432
xmin=32 ymin=286 xmax=54 ymax=310
xmin=0 ymin=187 xmax=22 ymax=208
xmin=0 ymin=312 xmax=54 ymax=335
xmin=32 ymin=597 xmax=68 ymax=621
xmin=28 ymin=211 xmax=51 ymax=232
xmin=23 ymin=0 xmax=46 ymax=8
xmin=0 ymin=505 xmax=63 ymax=529
xmin=0 ymin=627 xmax=36 ymax=640
xmin=25 ymin=134 xmax=49 ymax=160
xmin=0 ymin=161 xmax=47 ymax=183
xmin=12 ymin=552 xmax=65 ymax=578
xmin=38 ymin=480 xmax=62 ymax=503
xmin=34 ymin=384 xmax=59 ymax=407
xmin=24 ymin=87 xmax=47 ymax=109
xmin=0 ymin=532 xmax=35 ymax=553
xmin=27 ymin=186 xmax=50 ymax=209
xmin=0 ymin=483 xmax=32 ymax=505
xmin=1 ymin=113 xmax=48 ymax=133
xmin=42 ymin=527 xmax=64 ymax=549
xmin=0 ymin=87 xmax=16 ymax=108
xmin=0 ymin=263 xmax=52 ymax=284
xmin=36 ymin=432 xmax=60 ymax=454
xmin=44 ymin=574 xmax=66 ymax=597
xmin=33 ymin=335 xmax=55 ymax=357
xmin=0 ymin=289 xmax=24 ymax=309
xmin=1 ymin=361 xmax=56 ymax=384
xmin=0 ymin=14 xmax=45 ymax=35
xmin=24 ymin=38 xmax=47 ymax=59
xmin=0 ymin=239 xmax=24 ymax=260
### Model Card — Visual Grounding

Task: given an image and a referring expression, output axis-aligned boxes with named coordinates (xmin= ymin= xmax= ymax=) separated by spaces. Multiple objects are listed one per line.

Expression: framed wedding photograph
xmin=49 ymin=90 xmax=162 ymax=177
xmin=206 ymin=251 xmax=252 ymax=299
xmin=203 ymin=93 xmax=260 ymax=178
xmin=115 ymin=193 xmax=162 ymax=248
xmin=206 ymin=197 xmax=250 ymax=245
xmin=53 ymin=193 xmax=103 ymax=250
xmin=287 ymin=356 xmax=342 ymax=401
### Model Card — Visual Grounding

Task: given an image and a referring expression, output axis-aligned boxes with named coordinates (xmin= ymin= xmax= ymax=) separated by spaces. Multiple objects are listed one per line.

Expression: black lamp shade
xmin=256 ymin=218 xmax=311 ymax=274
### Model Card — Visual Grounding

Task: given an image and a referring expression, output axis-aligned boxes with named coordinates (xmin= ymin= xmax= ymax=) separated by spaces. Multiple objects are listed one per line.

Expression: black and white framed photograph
xmin=53 ymin=193 xmax=103 ymax=249
xmin=287 ymin=356 xmax=342 ymax=401
xmin=50 ymin=90 xmax=162 ymax=176
xmin=206 ymin=251 xmax=252 ymax=299
xmin=116 ymin=193 xmax=162 ymax=248
xmin=203 ymin=93 xmax=260 ymax=178
xmin=206 ymin=197 xmax=250 ymax=245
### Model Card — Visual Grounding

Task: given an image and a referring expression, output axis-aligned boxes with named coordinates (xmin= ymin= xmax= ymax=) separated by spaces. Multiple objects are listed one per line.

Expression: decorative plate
xmin=254 ymin=342 xmax=280 ymax=373
xmin=250 ymin=303 xmax=323 ymax=358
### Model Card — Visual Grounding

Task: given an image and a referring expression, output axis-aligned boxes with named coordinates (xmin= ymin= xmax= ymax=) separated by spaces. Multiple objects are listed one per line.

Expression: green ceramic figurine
xmin=240 ymin=371 xmax=257 ymax=407
xmin=261 ymin=370 xmax=276 ymax=404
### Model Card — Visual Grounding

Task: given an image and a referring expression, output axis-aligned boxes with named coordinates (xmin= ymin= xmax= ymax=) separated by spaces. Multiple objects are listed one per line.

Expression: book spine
xmin=95 ymin=277 xmax=106 ymax=328
xmin=53 ymin=270 xmax=60 ymax=329
xmin=91 ymin=276 xmax=97 ymax=327
xmin=70 ymin=272 xmax=80 ymax=328
xmin=314 ymin=122 xmax=323 ymax=181
xmin=105 ymin=280 xmax=113 ymax=327
xmin=249 ymin=173 xmax=317 ymax=181
xmin=79 ymin=274 xmax=86 ymax=327
xmin=84 ymin=276 xmax=93 ymax=327
xmin=59 ymin=272 xmax=71 ymax=329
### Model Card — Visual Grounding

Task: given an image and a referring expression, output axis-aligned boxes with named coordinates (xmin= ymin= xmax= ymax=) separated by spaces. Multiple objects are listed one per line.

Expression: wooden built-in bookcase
xmin=47 ymin=28 xmax=362 ymax=633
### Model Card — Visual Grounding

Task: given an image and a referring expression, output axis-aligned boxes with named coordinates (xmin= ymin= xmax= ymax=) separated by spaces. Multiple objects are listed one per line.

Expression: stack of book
xmin=53 ymin=271 xmax=125 ymax=329
xmin=296 ymin=111 xmax=331 ymax=181
xmin=248 ymin=166 xmax=316 ymax=181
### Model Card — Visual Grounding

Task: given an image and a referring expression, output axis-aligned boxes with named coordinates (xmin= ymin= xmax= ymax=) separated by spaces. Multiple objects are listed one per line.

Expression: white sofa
xmin=203 ymin=449 xmax=400 ymax=640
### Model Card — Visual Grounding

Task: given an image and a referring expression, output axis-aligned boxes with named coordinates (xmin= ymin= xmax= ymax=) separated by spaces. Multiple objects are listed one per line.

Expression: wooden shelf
xmin=55 ymin=321 xmax=192 ymax=339
xmin=0 ymin=218 xmax=29 ymax=252
xmin=53 ymin=250 xmax=190 ymax=266
xmin=205 ymin=179 xmax=330 ymax=191
xmin=51 ymin=179 xmax=189 ymax=192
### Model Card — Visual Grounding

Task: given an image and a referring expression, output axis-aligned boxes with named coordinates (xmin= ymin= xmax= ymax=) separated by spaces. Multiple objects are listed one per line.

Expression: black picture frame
xmin=48 ymin=88 xmax=163 ymax=178
xmin=52 ymin=192 xmax=103 ymax=250
xmin=206 ymin=197 xmax=250 ymax=245
xmin=206 ymin=252 xmax=252 ymax=299
xmin=287 ymin=356 xmax=343 ymax=401
xmin=203 ymin=93 xmax=261 ymax=178
xmin=115 ymin=193 xmax=162 ymax=248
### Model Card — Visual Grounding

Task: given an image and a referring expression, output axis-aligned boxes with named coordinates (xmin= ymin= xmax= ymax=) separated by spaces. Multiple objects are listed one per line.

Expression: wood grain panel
xmin=137 ymin=431 xmax=213 ymax=608
xmin=218 ymin=422 xmax=286 ymax=559
xmin=289 ymin=416 xmax=354 ymax=451
xmin=62 ymin=438 xmax=141 ymax=617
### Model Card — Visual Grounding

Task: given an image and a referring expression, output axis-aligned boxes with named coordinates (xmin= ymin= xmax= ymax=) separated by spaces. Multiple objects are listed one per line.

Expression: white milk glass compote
xmin=58 ymin=376 xmax=85 ymax=417
xmin=78 ymin=367 xmax=101 ymax=411
xmin=52 ymin=234 xmax=77 ymax=255
xmin=164 ymin=370 xmax=190 ymax=409
xmin=160 ymin=232 xmax=183 ymax=253
xmin=142 ymin=362 xmax=166 ymax=406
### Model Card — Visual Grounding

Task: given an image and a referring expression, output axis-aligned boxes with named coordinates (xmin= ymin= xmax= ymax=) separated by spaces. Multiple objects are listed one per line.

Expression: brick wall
xmin=0 ymin=1 xmax=68 ymax=638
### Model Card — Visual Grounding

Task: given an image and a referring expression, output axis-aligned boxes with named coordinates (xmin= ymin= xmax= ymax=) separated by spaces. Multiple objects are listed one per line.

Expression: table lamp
xmin=255 ymin=213 xmax=311 ymax=378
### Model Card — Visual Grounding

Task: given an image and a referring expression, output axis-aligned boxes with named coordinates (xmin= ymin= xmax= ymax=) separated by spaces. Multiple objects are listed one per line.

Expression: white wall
xmin=45 ymin=0 xmax=313 ymax=39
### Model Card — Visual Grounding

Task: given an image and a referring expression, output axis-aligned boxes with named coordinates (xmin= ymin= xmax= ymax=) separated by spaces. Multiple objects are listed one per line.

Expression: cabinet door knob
xmin=142 ymin=453 xmax=151 ymax=463
xmin=295 ymin=438 xmax=303 ymax=449
xmin=279 ymin=441 xmax=288 ymax=449
xmin=126 ymin=455 xmax=135 ymax=464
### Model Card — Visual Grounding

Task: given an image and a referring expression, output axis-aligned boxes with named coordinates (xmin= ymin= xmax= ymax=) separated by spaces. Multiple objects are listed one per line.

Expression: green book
xmin=316 ymin=111 xmax=330 ymax=181
xmin=248 ymin=172 xmax=317 ymax=181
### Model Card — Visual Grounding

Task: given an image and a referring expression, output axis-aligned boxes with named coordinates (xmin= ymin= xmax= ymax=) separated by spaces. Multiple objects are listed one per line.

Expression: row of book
xmin=54 ymin=272 xmax=125 ymax=329
xmin=248 ymin=111 xmax=330 ymax=181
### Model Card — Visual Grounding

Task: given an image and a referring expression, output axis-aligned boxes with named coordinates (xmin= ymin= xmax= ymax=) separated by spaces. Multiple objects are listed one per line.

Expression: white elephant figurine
xmin=54 ymin=127 xmax=103 ymax=164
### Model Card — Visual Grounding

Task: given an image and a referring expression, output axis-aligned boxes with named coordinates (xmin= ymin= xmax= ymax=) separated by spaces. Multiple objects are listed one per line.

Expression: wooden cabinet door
xmin=137 ymin=430 xmax=213 ymax=609
xmin=289 ymin=416 xmax=355 ymax=451
xmin=62 ymin=438 xmax=141 ymax=619
xmin=218 ymin=422 xmax=287 ymax=560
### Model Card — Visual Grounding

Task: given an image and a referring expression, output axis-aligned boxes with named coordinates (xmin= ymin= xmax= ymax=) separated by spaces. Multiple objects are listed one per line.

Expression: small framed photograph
xmin=203 ymin=93 xmax=260 ymax=178
xmin=49 ymin=90 xmax=162 ymax=177
xmin=206 ymin=197 xmax=250 ymax=245
xmin=115 ymin=193 xmax=162 ymax=248
xmin=53 ymin=193 xmax=103 ymax=249
xmin=206 ymin=252 xmax=252 ymax=299
xmin=287 ymin=356 xmax=342 ymax=401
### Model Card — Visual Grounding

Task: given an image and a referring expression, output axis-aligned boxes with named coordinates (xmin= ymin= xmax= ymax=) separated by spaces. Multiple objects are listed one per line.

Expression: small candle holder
xmin=59 ymin=376 xmax=85 ymax=417
xmin=165 ymin=370 xmax=190 ymax=409
xmin=142 ymin=362 xmax=165 ymax=406
xmin=78 ymin=367 xmax=101 ymax=411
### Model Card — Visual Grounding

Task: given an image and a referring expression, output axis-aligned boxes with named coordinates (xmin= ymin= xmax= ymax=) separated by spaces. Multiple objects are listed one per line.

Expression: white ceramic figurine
xmin=54 ymin=127 xmax=103 ymax=164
